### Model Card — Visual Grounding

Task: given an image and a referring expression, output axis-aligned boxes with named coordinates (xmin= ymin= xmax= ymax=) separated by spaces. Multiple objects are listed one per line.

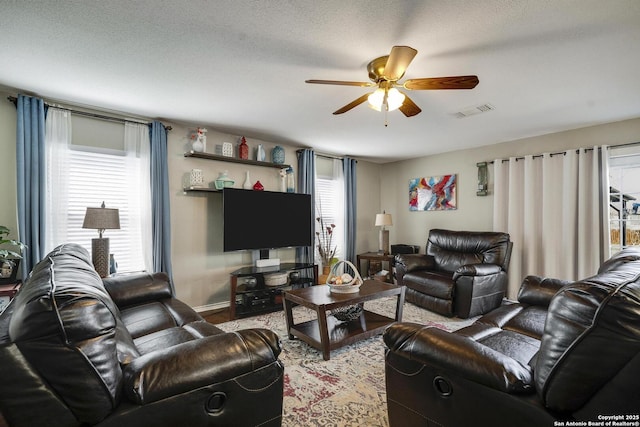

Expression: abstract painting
xmin=409 ymin=175 xmax=457 ymax=211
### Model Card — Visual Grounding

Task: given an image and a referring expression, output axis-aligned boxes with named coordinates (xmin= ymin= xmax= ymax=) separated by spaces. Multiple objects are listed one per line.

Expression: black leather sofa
xmin=384 ymin=248 xmax=640 ymax=427
xmin=0 ymin=243 xmax=284 ymax=427
xmin=395 ymin=229 xmax=512 ymax=318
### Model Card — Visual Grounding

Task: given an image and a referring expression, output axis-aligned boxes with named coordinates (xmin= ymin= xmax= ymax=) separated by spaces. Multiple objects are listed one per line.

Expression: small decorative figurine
xmin=253 ymin=180 xmax=264 ymax=191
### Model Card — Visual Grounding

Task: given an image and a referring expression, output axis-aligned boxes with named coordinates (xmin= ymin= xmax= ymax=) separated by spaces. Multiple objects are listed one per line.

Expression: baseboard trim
xmin=194 ymin=301 xmax=230 ymax=313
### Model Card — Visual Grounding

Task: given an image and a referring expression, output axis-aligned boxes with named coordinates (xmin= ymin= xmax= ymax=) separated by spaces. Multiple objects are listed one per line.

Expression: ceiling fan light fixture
xmin=367 ymin=87 xmax=405 ymax=112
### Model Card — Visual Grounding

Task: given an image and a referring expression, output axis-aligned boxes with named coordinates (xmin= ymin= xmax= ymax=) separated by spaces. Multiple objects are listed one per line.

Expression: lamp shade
xmin=368 ymin=88 xmax=405 ymax=112
xmin=375 ymin=213 xmax=393 ymax=227
xmin=82 ymin=202 xmax=120 ymax=233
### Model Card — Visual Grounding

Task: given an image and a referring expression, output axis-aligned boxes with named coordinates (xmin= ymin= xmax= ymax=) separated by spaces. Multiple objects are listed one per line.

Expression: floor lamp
xmin=82 ymin=202 xmax=120 ymax=278
xmin=375 ymin=212 xmax=393 ymax=254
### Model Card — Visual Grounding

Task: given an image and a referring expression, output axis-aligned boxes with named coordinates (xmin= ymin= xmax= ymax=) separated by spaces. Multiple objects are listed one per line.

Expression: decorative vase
xmin=286 ymin=166 xmax=295 ymax=193
xmin=239 ymin=136 xmax=249 ymax=160
xmin=253 ymin=180 xmax=264 ymax=191
xmin=192 ymin=138 xmax=204 ymax=152
xmin=318 ymin=265 xmax=331 ymax=285
xmin=280 ymin=170 xmax=287 ymax=192
xmin=192 ymin=127 xmax=207 ymax=152
xmin=243 ymin=171 xmax=252 ymax=189
xmin=256 ymin=144 xmax=266 ymax=161
xmin=109 ymin=254 xmax=118 ymax=275
xmin=272 ymin=145 xmax=285 ymax=164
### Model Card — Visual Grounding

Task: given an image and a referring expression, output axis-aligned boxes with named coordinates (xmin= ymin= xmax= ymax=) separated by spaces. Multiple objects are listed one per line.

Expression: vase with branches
xmin=316 ymin=216 xmax=337 ymax=270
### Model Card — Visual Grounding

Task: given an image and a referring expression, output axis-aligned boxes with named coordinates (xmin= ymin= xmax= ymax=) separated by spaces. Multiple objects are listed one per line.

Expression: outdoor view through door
xmin=609 ymin=146 xmax=640 ymax=256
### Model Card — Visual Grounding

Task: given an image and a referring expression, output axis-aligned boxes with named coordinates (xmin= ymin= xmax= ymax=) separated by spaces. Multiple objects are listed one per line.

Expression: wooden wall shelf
xmin=182 ymin=186 xmax=221 ymax=193
xmin=184 ymin=151 xmax=290 ymax=169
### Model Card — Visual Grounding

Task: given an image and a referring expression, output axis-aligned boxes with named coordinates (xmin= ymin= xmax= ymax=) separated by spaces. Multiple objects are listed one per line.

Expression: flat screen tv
xmin=223 ymin=188 xmax=313 ymax=253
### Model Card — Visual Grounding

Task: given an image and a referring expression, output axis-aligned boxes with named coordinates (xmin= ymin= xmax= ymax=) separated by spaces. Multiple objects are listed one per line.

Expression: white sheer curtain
xmin=493 ymin=146 xmax=610 ymax=299
xmin=45 ymin=108 xmax=72 ymax=253
xmin=124 ymin=123 xmax=153 ymax=273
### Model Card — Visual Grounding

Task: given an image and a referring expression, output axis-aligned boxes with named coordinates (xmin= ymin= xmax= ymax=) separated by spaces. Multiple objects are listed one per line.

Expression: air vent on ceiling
xmin=453 ymin=103 xmax=495 ymax=118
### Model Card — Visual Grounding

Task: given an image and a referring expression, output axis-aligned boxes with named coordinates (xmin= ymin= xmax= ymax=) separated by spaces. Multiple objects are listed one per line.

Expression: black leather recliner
xmin=384 ymin=248 xmax=640 ymax=427
xmin=395 ymin=229 xmax=512 ymax=318
xmin=0 ymin=243 xmax=284 ymax=427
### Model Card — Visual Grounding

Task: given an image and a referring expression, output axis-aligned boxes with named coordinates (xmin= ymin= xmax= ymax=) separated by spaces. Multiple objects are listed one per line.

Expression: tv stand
xmin=229 ymin=263 xmax=318 ymax=320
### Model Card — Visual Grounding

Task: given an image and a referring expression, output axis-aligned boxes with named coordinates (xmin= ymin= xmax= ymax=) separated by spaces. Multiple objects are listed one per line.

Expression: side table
xmin=356 ymin=252 xmax=395 ymax=283
xmin=0 ymin=281 xmax=21 ymax=313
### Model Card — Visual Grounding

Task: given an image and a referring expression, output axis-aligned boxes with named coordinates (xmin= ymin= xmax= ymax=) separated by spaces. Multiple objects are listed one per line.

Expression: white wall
xmin=381 ymin=117 xmax=640 ymax=252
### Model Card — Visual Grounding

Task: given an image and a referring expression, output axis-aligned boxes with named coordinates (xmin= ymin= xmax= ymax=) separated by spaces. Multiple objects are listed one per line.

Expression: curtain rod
xmin=7 ymin=96 xmax=172 ymax=131
xmin=296 ymin=148 xmax=357 ymax=162
xmin=487 ymin=141 xmax=640 ymax=164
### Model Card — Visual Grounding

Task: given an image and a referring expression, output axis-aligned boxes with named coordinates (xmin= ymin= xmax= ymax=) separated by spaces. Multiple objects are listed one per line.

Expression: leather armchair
xmin=384 ymin=248 xmax=640 ymax=427
xmin=0 ymin=243 xmax=284 ymax=427
xmin=395 ymin=229 xmax=512 ymax=318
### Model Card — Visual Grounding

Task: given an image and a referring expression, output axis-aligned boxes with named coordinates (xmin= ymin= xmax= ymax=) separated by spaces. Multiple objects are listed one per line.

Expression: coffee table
xmin=282 ymin=280 xmax=405 ymax=360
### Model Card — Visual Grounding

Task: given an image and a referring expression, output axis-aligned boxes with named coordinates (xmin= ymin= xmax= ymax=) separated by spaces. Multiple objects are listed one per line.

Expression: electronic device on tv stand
xmin=222 ymin=188 xmax=313 ymax=267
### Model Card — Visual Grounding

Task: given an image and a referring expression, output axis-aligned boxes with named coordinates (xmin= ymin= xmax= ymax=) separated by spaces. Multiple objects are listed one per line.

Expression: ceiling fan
xmin=305 ymin=45 xmax=479 ymax=118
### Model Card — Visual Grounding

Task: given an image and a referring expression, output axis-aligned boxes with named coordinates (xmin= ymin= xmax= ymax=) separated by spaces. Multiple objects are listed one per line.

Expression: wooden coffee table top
xmin=283 ymin=280 xmax=401 ymax=309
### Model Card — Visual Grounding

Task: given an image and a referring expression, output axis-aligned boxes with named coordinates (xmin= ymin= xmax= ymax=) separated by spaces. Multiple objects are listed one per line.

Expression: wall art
xmin=409 ymin=174 xmax=457 ymax=211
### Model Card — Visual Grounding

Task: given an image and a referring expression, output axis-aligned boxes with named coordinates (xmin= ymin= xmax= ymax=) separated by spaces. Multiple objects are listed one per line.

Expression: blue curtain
xmin=16 ymin=95 xmax=47 ymax=277
xmin=149 ymin=121 xmax=174 ymax=290
xmin=296 ymin=149 xmax=316 ymax=264
xmin=343 ymin=157 xmax=357 ymax=263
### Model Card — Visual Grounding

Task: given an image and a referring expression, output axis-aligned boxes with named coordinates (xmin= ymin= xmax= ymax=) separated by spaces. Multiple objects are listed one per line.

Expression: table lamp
xmin=375 ymin=211 xmax=393 ymax=254
xmin=82 ymin=201 xmax=120 ymax=278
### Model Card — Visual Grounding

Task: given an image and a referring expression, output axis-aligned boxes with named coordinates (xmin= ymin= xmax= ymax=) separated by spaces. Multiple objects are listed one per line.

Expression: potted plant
xmin=0 ymin=226 xmax=25 ymax=284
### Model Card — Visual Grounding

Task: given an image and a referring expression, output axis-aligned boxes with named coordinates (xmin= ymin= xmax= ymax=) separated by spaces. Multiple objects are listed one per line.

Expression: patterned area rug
xmin=217 ymin=298 xmax=476 ymax=427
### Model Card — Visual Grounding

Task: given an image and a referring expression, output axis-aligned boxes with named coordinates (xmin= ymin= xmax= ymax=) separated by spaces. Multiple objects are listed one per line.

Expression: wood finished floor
xmin=201 ymin=308 xmax=231 ymax=324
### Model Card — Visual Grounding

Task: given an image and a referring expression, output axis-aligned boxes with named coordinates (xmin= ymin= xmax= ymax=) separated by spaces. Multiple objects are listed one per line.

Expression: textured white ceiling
xmin=1 ymin=0 xmax=639 ymax=163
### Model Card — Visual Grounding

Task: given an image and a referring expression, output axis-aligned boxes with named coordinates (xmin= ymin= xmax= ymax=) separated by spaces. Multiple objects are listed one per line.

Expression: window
xmin=608 ymin=149 xmax=640 ymax=255
xmin=46 ymin=113 xmax=151 ymax=273
xmin=315 ymin=157 xmax=345 ymax=265
xmin=66 ymin=147 xmax=147 ymax=273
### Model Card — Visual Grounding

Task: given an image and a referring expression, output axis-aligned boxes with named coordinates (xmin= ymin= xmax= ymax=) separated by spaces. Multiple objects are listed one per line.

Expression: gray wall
xmin=1 ymin=89 xmax=639 ymax=308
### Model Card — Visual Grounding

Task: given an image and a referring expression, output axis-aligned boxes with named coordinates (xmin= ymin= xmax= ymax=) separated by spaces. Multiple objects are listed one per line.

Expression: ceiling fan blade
xmin=403 ymin=75 xmax=479 ymax=90
xmin=333 ymin=93 xmax=371 ymax=115
xmin=399 ymin=94 xmax=421 ymax=117
xmin=306 ymin=79 xmax=374 ymax=87
xmin=382 ymin=46 xmax=417 ymax=81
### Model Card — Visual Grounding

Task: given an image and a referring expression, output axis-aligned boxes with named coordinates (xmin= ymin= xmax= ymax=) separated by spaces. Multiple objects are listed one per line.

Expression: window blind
xmin=315 ymin=176 xmax=344 ymax=261
xmin=67 ymin=148 xmax=145 ymax=273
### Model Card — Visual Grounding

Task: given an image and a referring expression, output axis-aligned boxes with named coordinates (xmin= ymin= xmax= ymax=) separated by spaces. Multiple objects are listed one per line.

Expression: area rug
xmin=216 ymin=298 xmax=476 ymax=427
